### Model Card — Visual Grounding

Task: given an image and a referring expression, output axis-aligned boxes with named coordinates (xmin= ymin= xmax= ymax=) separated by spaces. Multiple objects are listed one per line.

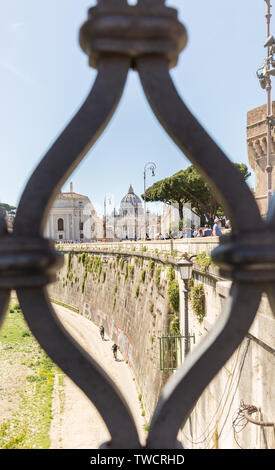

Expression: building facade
xmin=44 ymin=183 xmax=102 ymax=242
xmin=247 ymin=102 xmax=275 ymax=216
xmin=161 ymin=203 xmax=200 ymax=237
xmin=106 ymin=185 xmax=160 ymax=240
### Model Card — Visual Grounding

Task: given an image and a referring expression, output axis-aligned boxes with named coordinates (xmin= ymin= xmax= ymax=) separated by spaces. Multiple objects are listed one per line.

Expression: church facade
xmin=106 ymin=185 xmax=160 ymax=240
xmin=44 ymin=183 xmax=102 ymax=242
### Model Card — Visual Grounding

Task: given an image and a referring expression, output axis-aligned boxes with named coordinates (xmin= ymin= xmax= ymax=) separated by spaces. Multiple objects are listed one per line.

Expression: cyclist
xmin=100 ymin=325 xmax=104 ymax=340
xmin=112 ymin=343 xmax=118 ymax=360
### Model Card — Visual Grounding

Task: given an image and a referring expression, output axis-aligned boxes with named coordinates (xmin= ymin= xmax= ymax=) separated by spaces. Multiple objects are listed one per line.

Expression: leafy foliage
xmin=140 ymin=269 xmax=146 ymax=283
xmin=167 ymin=280 xmax=180 ymax=313
xmin=0 ymin=304 xmax=60 ymax=449
xmin=0 ymin=203 xmax=16 ymax=216
xmin=195 ymin=251 xmax=213 ymax=273
xmin=143 ymin=164 xmax=251 ymax=225
xmin=169 ymin=315 xmax=180 ymax=335
xmin=189 ymin=283 xmax=206 ymax=323
xmin=149 ymin=259 xmax=155 ymax=277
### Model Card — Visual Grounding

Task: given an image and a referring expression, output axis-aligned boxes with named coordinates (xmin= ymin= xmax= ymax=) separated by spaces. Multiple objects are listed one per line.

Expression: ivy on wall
xmin=167 ymin=279 xmax=180 ymax=313
xmin=189 ymin=283 xmax=206 ymax=323
xmin=169 ymin=314 xmax=180 ymax=336
xmin=195 ymin=251 xmax=215 ymax=273
xmin=155 ymin=267 xmax=161 ymax=287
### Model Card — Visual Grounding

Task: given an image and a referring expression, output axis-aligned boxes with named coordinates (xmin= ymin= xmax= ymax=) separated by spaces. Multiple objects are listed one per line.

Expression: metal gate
xmin=159 ymin=335 xmax=196 ymax=371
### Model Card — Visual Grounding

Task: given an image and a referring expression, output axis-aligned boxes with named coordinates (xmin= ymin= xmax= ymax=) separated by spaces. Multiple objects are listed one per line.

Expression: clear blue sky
xmin=0 ymin=0 xmax=271 ymax=216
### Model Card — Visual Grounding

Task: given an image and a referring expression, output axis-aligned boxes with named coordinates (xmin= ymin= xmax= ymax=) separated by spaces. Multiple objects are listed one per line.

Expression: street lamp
xmin=177 ymin=259 xmax=193 ymax=358
xmin=256 ymin=0 xmax=275 ymax=211
xmin=144 ymin=162 xmax=156 ymax=239
xmin=103 ymin=194 xmax=112 ymax=240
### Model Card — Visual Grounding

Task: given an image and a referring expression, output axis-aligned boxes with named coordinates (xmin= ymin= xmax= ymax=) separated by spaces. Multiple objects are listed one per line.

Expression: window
xmin=80 ymin=233 xmax=84 ymax=239
xmin=57 ymin=218 xmax=64 ymax=231
xmin=59 ymin=234 xmax=63 ymax=240
xmin=79 ymin=222 xmax=83 ymax=230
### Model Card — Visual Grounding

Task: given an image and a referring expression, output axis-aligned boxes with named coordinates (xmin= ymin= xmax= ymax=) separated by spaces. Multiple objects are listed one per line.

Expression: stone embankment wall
xmin=50 ymin=240 xmax=275 ymax=449
xmin=181 ymin=264 xmax=275 ymax=450
xmin=49 ymin=246 xmax=183 ymax=418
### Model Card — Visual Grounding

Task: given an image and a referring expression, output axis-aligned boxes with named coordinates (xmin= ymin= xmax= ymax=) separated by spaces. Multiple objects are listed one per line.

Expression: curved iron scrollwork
xmin=0 ymin=0 xmax=273 ymax=449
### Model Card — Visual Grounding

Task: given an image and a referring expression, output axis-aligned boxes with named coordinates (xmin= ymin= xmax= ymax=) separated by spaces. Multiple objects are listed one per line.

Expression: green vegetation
xmin=0 ymin=303 xmax=61 ymax=449
xmin=195 ymin=251 xmax=214 ymax=273
xmin=124 ymin=264 xmax=128 ymax=282
xmin=128 ymin=265 xmax=134 ymax=280
xmin=167 ymin=279 xmax=180 ymax=313
xmin=167 ymin=265 xmax=175 ymax=281
xmin=0 ymin=203 xmax=16 ymax=216
xmin=135 ymin=285 xmax=140 ymax=298
xmin=81 ymin=252 xmax=87 ymax=265
xmin=170 ymin=250 xmax=178 ymax=257
xmin=51 ymin=299 xmax=79 ymax=313
xmin=81 ymin=269 xmax=87 ymax=293
xmin=140 ymin=269 xmax=146 ymax=283
xmin=149 ymin=259 xmax=155 ymax=277
xmin=119 ymin=258 xmax=125 ymax=271
xmin=169 ymin=315 xmax=180 ymax=335
xmin=67 ymin=251 xmax=73 ymax=273
xmin=155 ymin=266 xmax=161 ymax=288
xmin=143 ymin=163 xmax=250 ymax=225
xmin=189 ymin=283 xmax=206 ymax=323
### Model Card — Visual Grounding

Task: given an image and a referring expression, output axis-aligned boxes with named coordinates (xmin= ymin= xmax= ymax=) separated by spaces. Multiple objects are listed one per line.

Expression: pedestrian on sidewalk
xmin=100 ymin=325 xmax=104 ymax=340
xmin=112 ymin=343 xmax=118 ymax=360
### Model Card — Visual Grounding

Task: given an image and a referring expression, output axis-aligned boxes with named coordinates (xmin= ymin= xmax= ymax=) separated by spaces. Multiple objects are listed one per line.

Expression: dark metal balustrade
xmin=0 ymin=0 xmax=274 ymax=449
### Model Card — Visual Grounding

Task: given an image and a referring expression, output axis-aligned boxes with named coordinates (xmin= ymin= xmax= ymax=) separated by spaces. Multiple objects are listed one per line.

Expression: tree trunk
xmin=178 ymin=201 xmax=184 ymax=221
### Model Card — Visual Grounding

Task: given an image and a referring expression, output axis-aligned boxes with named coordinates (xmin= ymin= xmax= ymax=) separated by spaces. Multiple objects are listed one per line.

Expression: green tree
xmin=0 ymin=203 xmax=16 ymax=216
xmin=142 ymin=164 xmax=251 ymax=226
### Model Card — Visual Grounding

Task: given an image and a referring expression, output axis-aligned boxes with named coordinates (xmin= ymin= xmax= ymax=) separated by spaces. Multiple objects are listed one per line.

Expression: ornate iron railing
xmin=0 ymin=0 xmax=274 ymax=449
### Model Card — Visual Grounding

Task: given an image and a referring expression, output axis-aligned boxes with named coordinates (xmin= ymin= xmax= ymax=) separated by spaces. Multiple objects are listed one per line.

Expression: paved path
xmin=50 ymin=304 xmax=146 ymax=449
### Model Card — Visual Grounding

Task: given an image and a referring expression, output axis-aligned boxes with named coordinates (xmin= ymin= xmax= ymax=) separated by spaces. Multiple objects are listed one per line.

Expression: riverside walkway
xmin=50 ymin=304 xmax=146 ymax=449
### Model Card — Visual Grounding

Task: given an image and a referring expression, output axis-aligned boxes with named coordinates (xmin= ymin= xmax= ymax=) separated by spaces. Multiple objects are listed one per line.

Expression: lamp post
xmin=143 ymin=162 xmax=156 ymax=239
xmin=177 ymin=259 xmax=193 ymax=358
xmin=256 ymin=0 xmax=275 ymax=211
xmin=103 ymin=195 xmax=112 ymax=240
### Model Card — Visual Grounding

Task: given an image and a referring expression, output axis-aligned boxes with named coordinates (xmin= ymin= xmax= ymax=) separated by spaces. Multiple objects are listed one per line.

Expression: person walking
xmin=99 ymin=325 xmax=104 ymax=340
xmin=193 ymin=225 xmax=200 ymax=237
xmin=112 ymin=343 xmax=118 ymax=360
xmin=224 ymin=219 xmax=231 ymax=233
xmin=213 ymin=218 xmax=222 ymax=237
xmin=203 ymin=224 xmax=213 ymax=237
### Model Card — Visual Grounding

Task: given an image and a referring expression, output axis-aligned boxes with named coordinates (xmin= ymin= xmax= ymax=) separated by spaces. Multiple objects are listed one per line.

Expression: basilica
xmin=106 ymin=184 xmax=160 ymax=240
xmin=45 ymin=183 xmax=197 ymax=242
